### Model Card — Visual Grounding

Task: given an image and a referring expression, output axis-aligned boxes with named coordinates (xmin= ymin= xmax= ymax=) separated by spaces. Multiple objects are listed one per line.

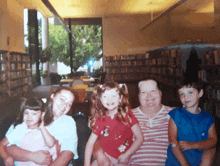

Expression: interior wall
xmin=169 ymin=12 xmax=220 ymax=44
xmin=0 ymin=0 xmax=8 ymax=50
xmin=7 ymin=0 xmax=25 ymax=52
xmin=102 ymin=14 xmax=154 ymax=56
xmin=0 ymin=0 xmax=25 ymax=52
xmin=140 ymin=14 xmax=172 ymax=47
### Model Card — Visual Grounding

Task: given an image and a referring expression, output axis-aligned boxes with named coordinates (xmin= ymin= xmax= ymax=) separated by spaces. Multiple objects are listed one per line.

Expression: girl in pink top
xmin=0 ymin=98 xmax=57 ymax=166
xmin=84 ymin=81 xmax=144 ymax=166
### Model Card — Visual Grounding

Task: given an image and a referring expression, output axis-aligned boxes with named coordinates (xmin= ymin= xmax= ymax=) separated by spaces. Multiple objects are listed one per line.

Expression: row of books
xmin=8 ymin=77 xmax=31 ymax=88
xmin=105 ymin=49 xmax=182 ymax=61
xmin=10 ymin=62 xmax=31 ymax=70
xmin=106 ymin=66 xmax=182 ymax=76
xmin=0 ymin=52 xmax=7 ymax=61
xmin=9 ymin=85 xmax=28 ymax=97
xmin=205 ymin=50 xmax=220 ymax=65
xmin=0 ymin=63 xmax=7 ymax=71
xmin=10 ymin=70 xmax=32 ymax=79
xmin=204 ymin=86 xmax=220 ymax=101
xmin=106 ymin=57 xmax=182 ymax=67
xmin=0 ymin=82 xmax=8 ymax=91
xmin=106 ymin=60 xmax=145 ymax=67
xmin=10 ymin=54 xmax=30 ymax=62
xmin=0 ymin=91 xmax=9 ymax=101
xmin=203 ymin=101 xmax=220 ymax=117
xmin=105 ymin=54 xmax=147 ymax=61
xmin=107 ymin=73 xmax=147 ymax=81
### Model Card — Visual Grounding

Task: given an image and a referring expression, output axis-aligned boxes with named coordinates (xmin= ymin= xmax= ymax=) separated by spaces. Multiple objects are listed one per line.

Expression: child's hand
xmin=118 ymin=153 xmax=130 ymax=164
xmin=179 ymin=141 xmax=193 ymax=151
xmin=38 ymin=118 xmax=45 ymax=130
xmin=3 ymin=156 xmax=14 ymax=166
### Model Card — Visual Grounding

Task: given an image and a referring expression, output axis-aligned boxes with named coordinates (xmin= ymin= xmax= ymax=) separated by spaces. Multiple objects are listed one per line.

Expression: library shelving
xmin=0 ymin=50 xmax=9 ymax=102
xmin=105 ymin=48 xmax=183 ymax=85
xmin=105 ymin=54 xmax=149 ymax=82
xmin=0 ymin=50 xmax=32 ymax=103
xmin=200 ymin=49 xmax=220 ymax=118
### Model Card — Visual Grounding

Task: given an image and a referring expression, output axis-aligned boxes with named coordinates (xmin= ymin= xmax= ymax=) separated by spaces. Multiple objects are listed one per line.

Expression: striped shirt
xmin=130 ymin=105 xmax=172 ymax=166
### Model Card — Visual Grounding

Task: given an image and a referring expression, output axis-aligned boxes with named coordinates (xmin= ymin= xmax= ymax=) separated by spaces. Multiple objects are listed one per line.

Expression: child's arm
xmin=118 ymin=123 xmax=144 ymax=164
xmin=84 ymin=132 xmax=98 ymax=166
xmin=39 ymin=121 xmax=56 ymax=148
xmin=6 ymin=145 xmax=52 ymax=165
xmin=200 ymin=147 xmax=216 ymax=166
xmin=179 ymin=123 xmax=217 ymax=151
xmin=168 ymin=118 xmax=190 ymax=166
xmin=0 ymin=137 xmax=14 ymax=166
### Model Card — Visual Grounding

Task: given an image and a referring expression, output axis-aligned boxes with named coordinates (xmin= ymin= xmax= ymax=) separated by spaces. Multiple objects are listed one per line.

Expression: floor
xmin=0 ymin=82 xmax=220 ymax=165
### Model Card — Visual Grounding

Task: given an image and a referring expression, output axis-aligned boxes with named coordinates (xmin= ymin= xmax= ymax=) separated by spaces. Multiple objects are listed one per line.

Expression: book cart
xmin=0 ymin=50 xmax=32 ymax=104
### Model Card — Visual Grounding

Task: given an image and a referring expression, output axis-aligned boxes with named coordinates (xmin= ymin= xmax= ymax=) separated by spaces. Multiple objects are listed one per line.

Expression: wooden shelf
xmin=0 ymin=50 xmax=32 ymax=103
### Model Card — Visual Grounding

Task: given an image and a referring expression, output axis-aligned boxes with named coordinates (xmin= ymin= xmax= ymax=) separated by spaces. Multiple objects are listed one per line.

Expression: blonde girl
xmin=85 ymin=81 xmax=143 ymax=166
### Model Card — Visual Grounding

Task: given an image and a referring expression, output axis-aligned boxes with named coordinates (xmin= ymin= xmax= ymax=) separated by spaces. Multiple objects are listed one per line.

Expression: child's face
xmin=178 ymin=86 xmax=203 ymax=110
xmin=101 ymin=88 xmax=122 ymax=112
xmin=23 ymin=109 xmax=42 ymax=129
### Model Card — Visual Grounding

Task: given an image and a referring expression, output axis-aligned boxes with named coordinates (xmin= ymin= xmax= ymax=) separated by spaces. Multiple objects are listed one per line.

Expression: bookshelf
xmin=0 ymin=50 xmax=9 ymax=102
xmin=105 ymin=49 xmax=183 ymax=84
xmin=0 ymin=50 xmax=32 ymax=103
xmin=199 ymin=49 xmax=220 ymax=118
xmin=105 ymin=54 xmax=153 ymax=82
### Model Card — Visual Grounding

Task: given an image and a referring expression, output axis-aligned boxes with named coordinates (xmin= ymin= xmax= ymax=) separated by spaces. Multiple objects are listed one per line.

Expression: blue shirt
xmin=166 ymin=107 xmax=214 ymax=166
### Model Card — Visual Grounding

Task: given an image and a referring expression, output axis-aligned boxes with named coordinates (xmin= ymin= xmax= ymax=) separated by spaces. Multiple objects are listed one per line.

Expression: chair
xmin=71 ymin=78 xmax=84 ymax=88
xmin=73 ymin=89 xmax=87 ymax=103
xmin=100 ymin=72 xmax=106 ymax=84
xmin=72 ymin=113 xmax=91 ymax=166
xmin=73 ymin=84 xmax=88 ymax=91
xmin=80 ymin=75 xmax=90 ymax=79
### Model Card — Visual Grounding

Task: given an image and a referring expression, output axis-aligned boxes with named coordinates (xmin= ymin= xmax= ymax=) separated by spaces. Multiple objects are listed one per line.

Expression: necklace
xmin=139 ymin=105 xmax=164 ymax=128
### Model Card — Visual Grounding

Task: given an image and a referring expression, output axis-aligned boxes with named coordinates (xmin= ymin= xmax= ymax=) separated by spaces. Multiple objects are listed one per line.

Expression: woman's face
xmin=51 ymin=90 xmax=75 ymax=120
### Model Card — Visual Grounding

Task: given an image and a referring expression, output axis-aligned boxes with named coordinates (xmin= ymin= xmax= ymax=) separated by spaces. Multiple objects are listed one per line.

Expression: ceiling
xmin=19 ymin=0 xmax=214 ymax=19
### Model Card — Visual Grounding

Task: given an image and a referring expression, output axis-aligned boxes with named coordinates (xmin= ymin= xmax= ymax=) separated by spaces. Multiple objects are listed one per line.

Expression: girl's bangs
xmin=23 ymin=105 xmax=42 ymax=111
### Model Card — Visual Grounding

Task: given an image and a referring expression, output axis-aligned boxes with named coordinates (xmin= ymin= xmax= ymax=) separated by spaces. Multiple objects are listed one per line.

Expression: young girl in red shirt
xmin=84 ymin=81 xmax=143 ymax=166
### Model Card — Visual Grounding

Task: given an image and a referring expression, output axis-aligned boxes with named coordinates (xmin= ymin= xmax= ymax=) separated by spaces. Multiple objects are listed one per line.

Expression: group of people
xmin=0 ymin=77 xmax=218 ymax=166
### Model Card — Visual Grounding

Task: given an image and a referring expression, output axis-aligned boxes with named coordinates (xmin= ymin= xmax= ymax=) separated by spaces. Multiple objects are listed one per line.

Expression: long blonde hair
xmin=89 ymin=81 xmax=131 ymax=129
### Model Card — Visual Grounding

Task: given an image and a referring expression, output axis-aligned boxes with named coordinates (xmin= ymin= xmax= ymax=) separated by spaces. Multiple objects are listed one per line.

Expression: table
xmin=82 ymin=78 xmax=95 ymax=85
xmin=59 ymin=79 xmax=74 ymax=87
xmin=59 ymin=77 xmax=99 ymax=87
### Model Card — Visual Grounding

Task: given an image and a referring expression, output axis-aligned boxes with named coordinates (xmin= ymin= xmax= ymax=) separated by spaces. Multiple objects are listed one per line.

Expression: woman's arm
xmin=168 ymin=118 xmax=190 ymax=166
xmin=93 ymin=139 xmax=113 ymax=166
xmin=179 ymin=124 xmax=217 ymax=151
xmin=39 ymin=122 xmax=56 ymax=148
xmin=84 ymin=132 xmax=98 ymax=166
xmin=49 ymin=150 xmax=74 ymax=166
xmin=6 ymin=145 xmax=52 ymax=165
xmin=118 ymin=123 xmax=144 ymax=164
xmin=0 ymin=137 xmax=9 ymax=160
xmin=0 ymin=137 xmax=14 ymax=166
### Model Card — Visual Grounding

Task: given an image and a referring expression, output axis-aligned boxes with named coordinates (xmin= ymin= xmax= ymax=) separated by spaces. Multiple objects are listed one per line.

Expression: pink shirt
xmin=18 ymin=129 xmax=57 ymax=166
xmin=93 ymin=110 xmax=138 ymax=159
